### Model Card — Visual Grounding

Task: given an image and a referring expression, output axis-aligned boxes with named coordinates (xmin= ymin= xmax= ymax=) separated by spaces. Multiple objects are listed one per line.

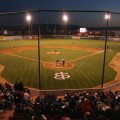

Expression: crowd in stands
xmin=0 ymin=82 xmax=120 ymax=120
xmin=0 ymin=82 xmax=13 ymax=111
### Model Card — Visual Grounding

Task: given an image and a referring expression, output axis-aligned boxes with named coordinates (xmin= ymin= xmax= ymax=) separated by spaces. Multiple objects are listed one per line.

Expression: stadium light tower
xmin=63 ymin=14 xmax=68 ymax=34
xmin=26 ymin=14 xmax=32 ymax=36
xmin=101 ymin=13 xmax=111 ymax=88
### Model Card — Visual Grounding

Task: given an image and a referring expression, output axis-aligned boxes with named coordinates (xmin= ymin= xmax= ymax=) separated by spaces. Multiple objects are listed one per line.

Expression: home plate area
xmin=43 ymin=62 xmax=74 ymax=70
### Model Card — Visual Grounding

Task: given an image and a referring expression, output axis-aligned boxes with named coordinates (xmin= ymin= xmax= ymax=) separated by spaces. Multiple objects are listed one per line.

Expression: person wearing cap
xmin=62 ymin=59 xmax=65 ymax=66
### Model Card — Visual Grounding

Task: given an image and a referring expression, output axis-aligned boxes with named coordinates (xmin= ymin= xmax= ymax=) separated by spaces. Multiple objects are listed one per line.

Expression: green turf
xmin=0 ymin=39 xmax=119 ymax=89
xmin=15 ymin=48 xmax=91 ymax=62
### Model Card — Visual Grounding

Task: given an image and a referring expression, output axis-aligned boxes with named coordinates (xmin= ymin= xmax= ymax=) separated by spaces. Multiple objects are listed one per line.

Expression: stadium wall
xmin=0 ymin=35 xmax=120 ymax=41
xmin=0 ymin=35 xmax=40 ymax=40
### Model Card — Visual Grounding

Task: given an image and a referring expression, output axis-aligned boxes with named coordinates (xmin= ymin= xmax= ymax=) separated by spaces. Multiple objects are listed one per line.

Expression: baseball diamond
xmin=0 ymin=39 xmax=119 ymax=90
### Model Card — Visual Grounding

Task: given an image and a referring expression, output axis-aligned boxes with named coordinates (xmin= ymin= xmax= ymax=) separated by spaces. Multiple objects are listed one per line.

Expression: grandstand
xmin=0 ymin=82 xmax=120 ymax=120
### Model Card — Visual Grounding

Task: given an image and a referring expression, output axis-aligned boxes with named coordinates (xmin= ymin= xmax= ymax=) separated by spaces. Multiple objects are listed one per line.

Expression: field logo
xmin=54 ymin=72 xmax=70 ymax=80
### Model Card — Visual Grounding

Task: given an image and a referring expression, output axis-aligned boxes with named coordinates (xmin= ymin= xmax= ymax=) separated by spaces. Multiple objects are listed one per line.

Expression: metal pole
xmin=31 ymin=23 xmax=32 ymax=35
xmin=62 ymin=24 xmax=63 ymax=34
xmin=37 ymin=11 xmax=41 ymax=94
xmin=101 ymin=16 xmax=108 ymax=88
xmin=29 ymin=22 xmax=30 ymax=35
xmin=65 ymin=22 xmax=66 ymax=35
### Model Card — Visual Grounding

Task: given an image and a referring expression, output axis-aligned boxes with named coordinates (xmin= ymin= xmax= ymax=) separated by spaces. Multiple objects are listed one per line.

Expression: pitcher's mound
xmin=47 ymin=52 xmax=60 ymax=55
xmin=43 ymin=62 xmax=74 ymax=70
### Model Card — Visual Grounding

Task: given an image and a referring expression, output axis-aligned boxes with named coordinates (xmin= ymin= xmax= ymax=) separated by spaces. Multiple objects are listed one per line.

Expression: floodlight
xmin=105 ymin=14 xmax=110 ymax=20
xmin=63 ymin=14 xmax=68 ymax=22
xmin=63 ymin=14 xmax=68 ymax=34
xmin=26 ymin=14 xmax=32 ymax=35
xmin=26 ymin=14 xmax=32 ymax=22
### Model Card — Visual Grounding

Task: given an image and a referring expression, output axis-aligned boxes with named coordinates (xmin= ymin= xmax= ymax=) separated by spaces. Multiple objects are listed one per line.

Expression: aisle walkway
xmin=0 ymin=109 xmax=14 ymax=120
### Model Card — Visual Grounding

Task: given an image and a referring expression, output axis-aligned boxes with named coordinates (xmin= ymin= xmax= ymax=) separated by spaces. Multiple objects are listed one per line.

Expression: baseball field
xmin=0 ymin=39 xmax=119 ymax=90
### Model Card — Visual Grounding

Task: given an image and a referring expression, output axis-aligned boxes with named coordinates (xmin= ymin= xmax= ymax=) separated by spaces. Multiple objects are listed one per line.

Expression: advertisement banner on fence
xmin=2 ymin=36 xmax=14 ymax=40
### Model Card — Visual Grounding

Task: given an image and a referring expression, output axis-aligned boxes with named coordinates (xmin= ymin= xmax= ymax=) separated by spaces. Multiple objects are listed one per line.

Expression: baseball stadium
xmin=0 ymin=9 xmax=120 ymax=120
xmin=0 ymin=10 xmax=120 ymax=92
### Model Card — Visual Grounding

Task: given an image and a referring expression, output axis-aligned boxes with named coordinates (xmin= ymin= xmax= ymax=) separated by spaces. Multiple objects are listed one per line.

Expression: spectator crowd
xmin=0 ymin=82 xmax=120 ymax=120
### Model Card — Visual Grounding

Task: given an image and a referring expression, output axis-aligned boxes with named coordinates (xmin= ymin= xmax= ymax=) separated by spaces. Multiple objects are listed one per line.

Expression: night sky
xmin=0 ymin=0 xmax=120 ymax=27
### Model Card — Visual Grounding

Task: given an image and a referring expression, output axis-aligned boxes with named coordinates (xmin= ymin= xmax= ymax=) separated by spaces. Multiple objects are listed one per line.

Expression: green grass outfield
xmin=0 ymin=39 xmax=119 ymax=90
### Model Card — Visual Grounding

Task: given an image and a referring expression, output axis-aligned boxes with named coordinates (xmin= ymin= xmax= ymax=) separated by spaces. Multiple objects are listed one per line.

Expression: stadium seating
xmin=0 ymin=82 xmax=120 ymax=120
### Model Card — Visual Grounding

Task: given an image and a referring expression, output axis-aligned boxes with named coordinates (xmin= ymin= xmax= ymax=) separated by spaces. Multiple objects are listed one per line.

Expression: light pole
xmin=63 ymin=14 xmax=68 ymax=34
xmin=101 ymin=13 xmax=110 ymax=88
xmin=26 ymin=14 xmax=32 ymax=36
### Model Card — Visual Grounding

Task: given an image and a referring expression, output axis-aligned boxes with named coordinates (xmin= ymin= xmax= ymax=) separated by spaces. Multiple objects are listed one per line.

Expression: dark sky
xmin=0 ymin=0 xmax=120 ymax=27
xmin=0 ymin=0 xmax=120 ymax=12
